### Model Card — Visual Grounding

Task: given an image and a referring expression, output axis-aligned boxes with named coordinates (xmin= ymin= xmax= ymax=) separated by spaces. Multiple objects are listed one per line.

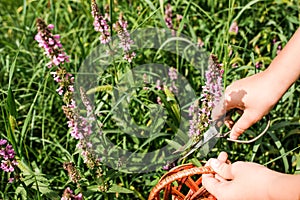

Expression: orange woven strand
xmin=148 ymin=165 xmax=215 ymax=200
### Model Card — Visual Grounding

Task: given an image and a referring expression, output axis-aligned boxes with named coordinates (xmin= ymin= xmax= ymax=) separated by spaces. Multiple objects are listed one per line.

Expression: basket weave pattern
xmin=148 ymin=164 xmax=216 ymax=200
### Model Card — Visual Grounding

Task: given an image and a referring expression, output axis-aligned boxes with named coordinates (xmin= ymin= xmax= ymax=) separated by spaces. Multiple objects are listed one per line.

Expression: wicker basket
xmin=148 ymin=163 xmax=216 ymax=200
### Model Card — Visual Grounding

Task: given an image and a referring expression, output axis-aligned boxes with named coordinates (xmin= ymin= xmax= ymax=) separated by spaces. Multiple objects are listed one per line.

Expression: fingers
xmin=203 ymin=151 xmax=233 ymax=180
xmin=209 ymin=159 xmax=234 ymax=180
xmin=229 ymin=110 xmax=257 ymax=139
xmin=205 ymin=152 xmax=228 ymax=167
xmin=202 ymin=152 xmax=233 ymax=198
xmin=224 ymin=114 xmax=234 ymax=129
xmin=202 ymin=173 xmax=222 ymax=197
xmin=202 ymin=157 xmax=233 ymax=198
xmin=217 ymin=151 xmax=228 ymax=162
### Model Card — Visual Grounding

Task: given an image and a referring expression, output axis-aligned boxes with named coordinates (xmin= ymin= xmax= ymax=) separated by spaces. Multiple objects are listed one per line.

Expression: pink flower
xmin=47 ymin=24 xmax=54 ymax=30
xmin=56 ymin=86 xmax=64 ymax=96
xmin=113 ymin=16 xmax=136 ymax=62
xmin=255 ymin=62 xmax=262 ymax=69
xmin=68 ymin=85 xmax=74 ymax=92
xmin=188 ymin=55 xmax=223 ymax=139
xmin=35 ymin=18 xmax=70 ymax=68
xmin=0 ymin=140 xmax=18 ymax=173
xmin=155 ymin=80 xmax=162 ymax=90
xmin=229 ymin=21 xmax=238 ymax=35
xmin=0 ymin=139 xmax=7 ymax=146
xmin=157 ymin=97 xmax=162 ymax=105
xmin=1 ymin=160 xmax=17 ymax=172
xmin=123 ymin=52 xmax=136 ymax=63
xmin=162 ymin=161 xmax=175 ymax=170
xmin=91 ymin=0 xmax=111 ymax=44
xmin=8 ymin=177 xmax=14 ymax=183
xmin=197 ymin=37 xmax=204 ymax=48
xmin=164 ymin=4 xmax=173 ymax=30
xmin=169 ymin=82 xmax=178 ymax=94
xmin=277 ymin=45 xmax=282 ymax=55
xmin=61 ymin=187 xmax=83 ymax=200
xmin=114 ymin=19 xmax=133 ymax=51
xmin=168 ymin=67 xmax=178 ymax=80
xmin=70 ymin=125 xmax=83 ymax=140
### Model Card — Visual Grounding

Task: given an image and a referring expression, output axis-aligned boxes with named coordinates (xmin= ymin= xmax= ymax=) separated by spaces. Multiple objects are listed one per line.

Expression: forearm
xmin=268 ymin=173 xmax=300 ymax=200
xmin=265 ymin=27 xmax=300 ymax=99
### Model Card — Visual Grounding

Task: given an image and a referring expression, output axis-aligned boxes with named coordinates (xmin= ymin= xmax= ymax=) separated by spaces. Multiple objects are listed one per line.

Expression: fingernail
xmin=230 ymin=133 xmax=238 ymax=140
xmin=211 ymin=159 xmax=221 ymax=169
xmin=230 ymin=136 xmax=238 ymax=140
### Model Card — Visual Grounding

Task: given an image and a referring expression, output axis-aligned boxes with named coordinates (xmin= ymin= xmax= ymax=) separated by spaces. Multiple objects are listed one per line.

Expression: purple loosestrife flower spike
xmin=164 ymin=3 xmax=177 ymax=36
xmin=168 ymin=67 xmax=178 ymax=94
xmin=0 ymin=140 xmax=18 ymax=172
xmin=204 ymin=55 xmax=223 ymax=106
xmin=36 ymin=19 xmax=80 ymax=141
xmin=63 ymin=87 xmax=101 ymax=169
xmin=35 ymin=18 xmax=74 ymax=99
xmin=63 ymin=162 xmax=81 ymax=183
xmin=113 ymin=15 xmax=136 ymax=62
xmin=35 ymin=18 xmax=70 ymax=68
xmin=164 ymin=4 xmax=173 ymax=30
xmin=91 ymin=0 xmax=111 ymax=44
xmin=188 ymin=55 xmax=223 ymax=140
xmin=36 ymin=18 xmax=102 ymax=175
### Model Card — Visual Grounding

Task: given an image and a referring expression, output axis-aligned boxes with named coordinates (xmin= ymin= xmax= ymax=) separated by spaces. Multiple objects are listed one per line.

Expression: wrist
xmin=268 ymin=173 xmax=300 ymax=200
xmin=257 ymin=70 xmax=285 ymax=108
xmin=264 ymin=28 xmax=300 ymax=98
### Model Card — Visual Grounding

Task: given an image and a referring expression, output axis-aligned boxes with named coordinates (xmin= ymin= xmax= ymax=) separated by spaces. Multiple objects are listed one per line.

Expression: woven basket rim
xmin=148 ymin=164 xmax=215 ymax=200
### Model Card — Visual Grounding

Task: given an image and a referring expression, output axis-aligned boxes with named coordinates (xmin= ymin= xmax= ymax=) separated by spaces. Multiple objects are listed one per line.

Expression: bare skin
xmin=202 ymin=152 xmax=300 ymax=200
xmin=203 ymin=28 xmax=300 ymax=199
xmin=214 ymin=28 xmax=300 ymax=140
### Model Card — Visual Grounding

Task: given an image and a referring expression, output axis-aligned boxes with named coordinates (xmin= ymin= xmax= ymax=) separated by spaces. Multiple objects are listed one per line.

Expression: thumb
xmin=202 ymin=159 xmax=233 ymax=197
xmin=210 ymin=159 xmax=234 ymax=180
xmin=230 ymin=110 xmax=256 ymax=140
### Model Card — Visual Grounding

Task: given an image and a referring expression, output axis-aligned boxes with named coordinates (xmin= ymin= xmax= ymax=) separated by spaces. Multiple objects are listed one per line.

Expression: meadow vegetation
xmin=0 ymin=0 xmax=299 ymax=199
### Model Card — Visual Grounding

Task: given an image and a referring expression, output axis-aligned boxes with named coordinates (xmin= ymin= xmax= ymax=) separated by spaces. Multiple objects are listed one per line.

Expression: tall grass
xmin=0 ymin=0 xmax=299 ymax=199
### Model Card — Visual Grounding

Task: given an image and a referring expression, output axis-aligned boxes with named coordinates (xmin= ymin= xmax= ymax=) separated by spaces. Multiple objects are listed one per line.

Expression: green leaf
xmin=33 ymin=181 xmax=59 ymax=200
xmin=266 ymin=131 xmax=289 ymax=173
xmin=86 ymin=85 xmax=113 ymax=94
xmin=107 ymin=184 xmax=133 ymax=194
xmin=250 ymin=138 xmax=262 ymax=162
xmin=17 ymin=159 xmax=59 ymax=199
xmin=17 ymin=159 xmax=33 ymax=175
xmin=7 ymin=87 xmax=17 ymax=118
xmin=294 ymin=153 xmax=300 ymax=175
xmin=165 ymin=139 xmax=183 ymax=151
xmin=15 ymin=186 xmax=27 ymax=200
xmin=190 ymin=158 xmax=203 ymax=167
xmin=232 ymin=0 xmax=264 ymax=22
xmin=163 ymin=87 xmax=180 ymax=122
xmin=86 ymin=185 xmax=100 ymax=192
xmin=6 ymin=87 xmax=19 ymax=155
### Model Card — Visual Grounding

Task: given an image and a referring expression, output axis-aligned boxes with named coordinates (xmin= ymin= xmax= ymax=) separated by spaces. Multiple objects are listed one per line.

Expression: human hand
xmin=202 ymin=152 xmax=300 ymax=200
xmin=216 ymin=28 xmax=300 ymax=139
xmin=214 ymin=70 xmax=282 ymax=139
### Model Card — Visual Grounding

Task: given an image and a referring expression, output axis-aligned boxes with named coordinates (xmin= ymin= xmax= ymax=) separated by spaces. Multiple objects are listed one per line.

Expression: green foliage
xmin=0 ymin=0 xmax=299 ymax=199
